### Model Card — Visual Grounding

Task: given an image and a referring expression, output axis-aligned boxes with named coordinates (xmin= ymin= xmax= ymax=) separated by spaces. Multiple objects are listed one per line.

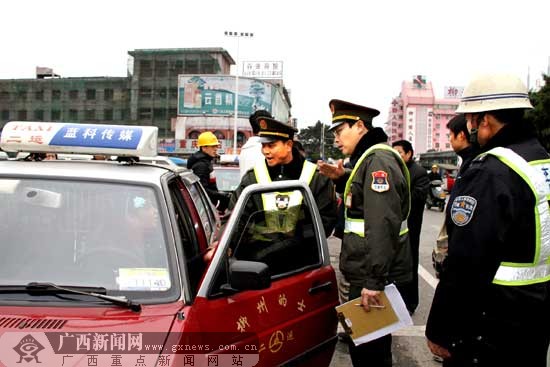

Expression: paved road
xmin=328 ymin=206 xmax=445 ymax=366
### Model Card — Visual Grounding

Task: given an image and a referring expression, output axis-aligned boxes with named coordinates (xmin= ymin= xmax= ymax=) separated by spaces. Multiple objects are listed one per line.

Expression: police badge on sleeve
xmin=371 ymin=170 xmax=390 ymax=192
xmin=450 ymin=196 xmax=477 ymax=226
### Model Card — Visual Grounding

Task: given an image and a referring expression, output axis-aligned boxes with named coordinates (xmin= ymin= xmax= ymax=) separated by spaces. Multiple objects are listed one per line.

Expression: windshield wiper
xmin=25 ymin=282 xmax=141 ymax=312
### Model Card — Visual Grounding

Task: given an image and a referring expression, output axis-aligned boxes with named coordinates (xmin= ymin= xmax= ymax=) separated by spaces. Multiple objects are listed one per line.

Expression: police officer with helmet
xmin=426 ymin=74 xmax=550 ymax=366
xmin=318 ymin=99 xmax=412 ymax=367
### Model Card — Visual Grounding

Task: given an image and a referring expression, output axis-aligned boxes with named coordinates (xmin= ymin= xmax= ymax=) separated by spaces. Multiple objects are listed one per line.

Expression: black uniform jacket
xmin=187 ymin=150 xmax=227 ymax=206
xmin=335 ymin=128 xmax=412 ymax=290
xmin=407 ymin=160 xmax=429 ymax=235
xmin=231 ymin=148 xmax=337 ymax=237
xmin=426 ymin=123 xmax=550 ymax=355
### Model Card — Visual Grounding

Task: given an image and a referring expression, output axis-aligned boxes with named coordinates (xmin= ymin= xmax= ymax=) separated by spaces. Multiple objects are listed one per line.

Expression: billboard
xmin=178 ymin=75 xmax=273 ymax=117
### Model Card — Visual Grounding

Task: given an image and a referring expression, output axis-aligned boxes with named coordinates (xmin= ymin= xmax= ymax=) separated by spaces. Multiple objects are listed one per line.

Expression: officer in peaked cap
xmin=256 ymin=116 xmax=297 ymax=143
xmin=318 ymin=99 xmax=411 ymax=367
xmin=328 ymin=99 xmax=380 ymax=132
xmin=229 ymin=115 xmax=337 ymax=243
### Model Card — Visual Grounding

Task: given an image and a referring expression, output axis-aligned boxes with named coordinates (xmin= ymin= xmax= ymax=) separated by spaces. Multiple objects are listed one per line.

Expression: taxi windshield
xmin=0 ymin=178 xmax=172 ymax=297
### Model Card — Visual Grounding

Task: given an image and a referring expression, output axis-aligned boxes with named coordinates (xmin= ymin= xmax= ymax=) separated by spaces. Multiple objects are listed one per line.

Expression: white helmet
xmin=456 ymin=73 xmax=533 ymax=114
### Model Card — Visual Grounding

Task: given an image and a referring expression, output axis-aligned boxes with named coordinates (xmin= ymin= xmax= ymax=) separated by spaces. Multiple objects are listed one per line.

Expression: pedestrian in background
xmin=187 ymin=131 xmax=230 ymax=211
xmin=318 ymin=99 xmax=412 ymax=367
xmin=392 ymin=139 xmax=429 ymax=314
xmin=447 ymin=114 xmax=478 ymax=180
xmin=428 ymin=164 xmax=442 ymax=181
xmin=239 ymin=109 xmax=272 ymax=178
xmin=426 ymin=73 xmax=550 ymax=366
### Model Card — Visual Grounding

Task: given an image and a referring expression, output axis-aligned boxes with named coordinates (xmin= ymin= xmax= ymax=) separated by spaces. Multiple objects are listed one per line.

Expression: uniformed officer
xmin=318 ymin=99 xmax=412 ymax=367
xmin=231 ymin=116 xmax=337 ymax=239
xmin=426 ymin=74 xmax=550 ymax=367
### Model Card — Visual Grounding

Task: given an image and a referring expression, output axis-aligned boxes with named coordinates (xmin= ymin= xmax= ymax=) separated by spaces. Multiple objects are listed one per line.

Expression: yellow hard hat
xmin=432 ymin=164 xmax=438 ymax=169
xmin=456 ymin=73 xmax=533 ymax=114
xmin=197 ymin=131 xmax=219 ymax=147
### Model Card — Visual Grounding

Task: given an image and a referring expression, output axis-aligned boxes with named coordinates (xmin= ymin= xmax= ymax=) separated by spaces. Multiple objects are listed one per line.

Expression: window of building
xmin=85 ymin=109 xmax=96 ymax=120
xmin=446 ymin=143 xmax=450 ymax=149
xmin=69 ymin=109 xmax=78 ymax=120
xmin=435 ymin=143 xmax=440 ymax=148
xmin=153 ymin=108 xmax=166 ymax=120
xmin=104 ymin=89 xmax=114 ymax=101
xmin=51 ymin=110 xmax=60 ymax=121
xmin=169 ymin=88 xmax=178 ymax=99
xmin=86 ymin=89 xmax=96 ymax=100
xmin=52 ymin=90 xmax=61 ymax=100
xmin=17 ymin=90 xmax=27 ymax=100
xmin=1 ymin=110 xmax=10 ymax=120
xmin=140 ymin=60 xmax=152 ymax=77
xmin=201 ymin=59 xmax=215 ymax=74
xmin=104 ymin=109 xmax=113 ymax=121
xmin=408 ymin=111 xmax=413 ymax=115
xmin=138 ymin=108 xmax=151 ymax=119
xmin=213 ymin=130 xmax=225 ymax=140
xmin=0 ymin=91 xmax=9 ymax=100
xmin=155 ymin=61 xmax=167 ymax=77
xmin=17 ymin=110 xmax=27 ymax=120
xmin=188 ymin=130 xmax=200 ymax=139
xmin=173 ymin=60 xmax=184 ymax=74
xmin=120 ymin=109 xmax=129 ymax=120
xmin=69 ymin=90 xmax=79 ymax=100
xmin=35 ymin=90 xmax=44 ymax=101
xmin=34 ymin=110 xmax=44 ymax=121
xmin=435 ymin=124 xmax=440 ymax=129
xmin=139 ymin=88 xmax=152 ymax=99
xmin=184 ymin=59 xmax=199 ymax=74
xmin=168 ymin=108 xmax=177 ymax=117
xmin=156 ymin=88 xmax=167 ymax=99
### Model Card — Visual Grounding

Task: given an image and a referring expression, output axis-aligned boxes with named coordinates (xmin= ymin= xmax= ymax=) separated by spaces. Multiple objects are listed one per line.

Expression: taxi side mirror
xmin=228 ymin=260 xmax=271 ymax=291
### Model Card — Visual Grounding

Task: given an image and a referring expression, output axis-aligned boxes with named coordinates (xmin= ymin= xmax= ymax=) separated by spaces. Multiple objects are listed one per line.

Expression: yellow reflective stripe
xmin=481 ymin=148 xmax=550 ymax=285
xmin=344 ymin=219 xmax=407 ymax=237
xmin=333 ymin=115 xmax=360 ymax=122
xmin=343 ymin=144 xmax=410 ymax=235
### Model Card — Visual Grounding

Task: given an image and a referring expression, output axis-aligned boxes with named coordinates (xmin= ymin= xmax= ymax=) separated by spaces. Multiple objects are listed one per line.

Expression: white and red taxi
xmin=0 ymin=121 xmax=338 ymax=366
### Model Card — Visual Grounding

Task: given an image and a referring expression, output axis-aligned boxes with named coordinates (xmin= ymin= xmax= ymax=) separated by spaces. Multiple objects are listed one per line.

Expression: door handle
xmin=308 ymin=281 xmax=333 ymax=295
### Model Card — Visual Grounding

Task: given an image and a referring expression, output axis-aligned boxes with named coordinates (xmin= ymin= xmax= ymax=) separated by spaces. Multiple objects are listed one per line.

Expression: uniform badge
xmin=259 ymin=119 xmax=268 ymax=129
xmin=450 ymin=196 xmax=477 ymax=226
xmin=371 ymin=170 xmax=390 ymax=192
xmin=275 ymin=194 xmax=290 ymax=210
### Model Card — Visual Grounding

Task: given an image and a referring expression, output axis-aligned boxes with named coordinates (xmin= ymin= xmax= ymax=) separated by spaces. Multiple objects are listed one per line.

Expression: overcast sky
xmin=1 ymin=0 xmax=548 ymax=130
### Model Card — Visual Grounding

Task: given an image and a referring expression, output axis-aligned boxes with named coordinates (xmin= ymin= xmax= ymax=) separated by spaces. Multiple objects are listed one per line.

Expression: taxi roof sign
xmin=0 ymin=121 xmax=158 ymax=157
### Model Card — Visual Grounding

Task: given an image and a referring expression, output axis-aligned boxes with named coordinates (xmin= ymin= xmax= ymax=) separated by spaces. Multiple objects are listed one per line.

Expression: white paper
xmin=353 ymin=284 xmax=413 ymax=346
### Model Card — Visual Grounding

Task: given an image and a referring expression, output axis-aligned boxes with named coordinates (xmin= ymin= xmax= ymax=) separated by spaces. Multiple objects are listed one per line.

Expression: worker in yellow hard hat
xmin=187 ymin=131 xmax=229 ymax=210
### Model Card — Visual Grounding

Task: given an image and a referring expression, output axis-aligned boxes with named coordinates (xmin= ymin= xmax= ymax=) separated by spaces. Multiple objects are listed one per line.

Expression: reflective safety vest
xmin=344 ymin=144 xmax=410 ymax=237
xmin=481 ymin=147 xmax=550 ymax=286
xmin=253 ymin=159 xmax=317 ymax=234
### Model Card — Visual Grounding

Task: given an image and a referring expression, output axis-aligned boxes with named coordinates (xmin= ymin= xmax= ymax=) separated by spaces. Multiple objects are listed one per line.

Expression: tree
xmin=297 ymin=121 xmax=344 ymax=161
xmin=526 ymin=74 xmax=550 ymax=151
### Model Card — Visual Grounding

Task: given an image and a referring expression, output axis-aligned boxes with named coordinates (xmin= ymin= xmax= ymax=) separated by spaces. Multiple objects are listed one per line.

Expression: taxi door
xmin=188 ymin=180 xmax=339 ymax=366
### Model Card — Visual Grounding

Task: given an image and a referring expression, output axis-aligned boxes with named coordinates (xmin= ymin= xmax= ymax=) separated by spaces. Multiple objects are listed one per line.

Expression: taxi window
xmin=187 ymin=182 xmax=215 ymax=240
xmin=210 ymin=188 xmax=322 ymax=295
xmin=0 ymin=178 xmax=172 ymax=298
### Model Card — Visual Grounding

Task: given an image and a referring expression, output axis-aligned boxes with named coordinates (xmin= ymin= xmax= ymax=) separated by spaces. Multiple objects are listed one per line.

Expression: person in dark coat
xmin=187 ymin=131 xmax=230 ymax=211
xmin=426 ymin=73 xmax=550 ymax=367
xmin=392 ymin=139 xmax=429 ymax=314
xmin=447 ymin=114 xmax=478 ymax=181
xmin=318 ymin=99 xmax=412 ymax=367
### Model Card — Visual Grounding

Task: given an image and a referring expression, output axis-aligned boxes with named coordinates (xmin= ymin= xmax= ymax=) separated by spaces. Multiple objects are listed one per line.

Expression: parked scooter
xmin=426 ymin=179 xmax=446 ymax=212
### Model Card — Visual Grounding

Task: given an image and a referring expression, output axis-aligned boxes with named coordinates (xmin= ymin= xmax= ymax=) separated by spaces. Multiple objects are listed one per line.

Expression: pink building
xmin=385 ymin=76 xmax=461 ymax=154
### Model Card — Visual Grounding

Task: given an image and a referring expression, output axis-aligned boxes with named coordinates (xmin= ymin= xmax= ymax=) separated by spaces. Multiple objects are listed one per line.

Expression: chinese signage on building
xmin=444 ymin=86 xmax=464 ymax=99
xmin=242 ymin=61 xmax=283 ymax=79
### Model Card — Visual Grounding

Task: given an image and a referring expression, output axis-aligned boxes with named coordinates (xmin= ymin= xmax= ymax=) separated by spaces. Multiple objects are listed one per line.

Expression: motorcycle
xmin=426 ymin=179 xmax=446 ymax=212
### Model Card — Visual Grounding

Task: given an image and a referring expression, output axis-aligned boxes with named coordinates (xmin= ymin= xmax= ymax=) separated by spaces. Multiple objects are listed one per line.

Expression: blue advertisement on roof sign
xmin=49 ymin=124 xmax=143 ymax=149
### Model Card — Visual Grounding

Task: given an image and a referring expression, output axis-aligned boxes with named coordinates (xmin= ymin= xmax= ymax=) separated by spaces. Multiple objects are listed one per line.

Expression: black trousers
xmin=347 ymin=285 xmax=393 ymax=367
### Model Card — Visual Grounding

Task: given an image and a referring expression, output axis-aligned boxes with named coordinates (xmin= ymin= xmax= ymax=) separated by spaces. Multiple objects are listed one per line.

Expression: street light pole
xmin=224 ymin=31 xmax=254 ymax=154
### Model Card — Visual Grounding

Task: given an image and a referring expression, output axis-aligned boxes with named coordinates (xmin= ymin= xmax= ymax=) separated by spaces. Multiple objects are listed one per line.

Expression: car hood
xmin=0 ymin=303 xmax=183 ymax=366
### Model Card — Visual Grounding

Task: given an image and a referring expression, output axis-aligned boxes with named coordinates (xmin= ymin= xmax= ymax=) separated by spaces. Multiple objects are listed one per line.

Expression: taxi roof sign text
xmin=0 ymin=121 xmax=158 ymax=157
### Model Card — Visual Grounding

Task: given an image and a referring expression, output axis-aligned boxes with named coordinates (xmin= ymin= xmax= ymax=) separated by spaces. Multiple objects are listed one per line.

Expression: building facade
xmin=0 ymin=48 xmax=292 ymax=154
xmin=385 ymin=76 xmax=461 ymax=154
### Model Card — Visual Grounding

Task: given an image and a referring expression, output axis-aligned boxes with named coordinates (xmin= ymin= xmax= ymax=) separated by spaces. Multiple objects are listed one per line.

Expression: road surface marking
xmin=393 ymin=324 xmax=426 ymax=337
xmin=419 ymin=264 xmax=438 ymax=289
